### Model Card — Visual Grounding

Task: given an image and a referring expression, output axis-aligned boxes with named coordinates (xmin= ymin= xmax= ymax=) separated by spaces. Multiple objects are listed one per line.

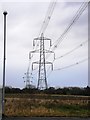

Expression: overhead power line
xmin=47 ymin=37 xmax=88 ymax=76
xmin=34 ymin=0 xmax=57 ymax=51
xmin=34 ymin=1 xmax=88 ymax=73
xmin=25 ymin=2 xmax=88 ymax=87
xmin=54 ymin=58 xmax=88 ymax=71
xmin=47 ymin=40 xmax=88 ymax=66
xmin=46 ymin=2 xmax=88 ymax=78
xmin=45 ymin=1 xmax=88 ymax=60
xmin=29 ymin=0 xmax=57 ymax=74
xmin=55 ymin=40 xmax=88 ymax=60
xmin=47 ymin=58 xmax=88 ymax=78
xmin=39 ymin=0 xmax=57 ymax=36
xmin=39 ymin=40 xmax=88 ymax=78
xmin=52 ymin=2 xmax=88 ymax=50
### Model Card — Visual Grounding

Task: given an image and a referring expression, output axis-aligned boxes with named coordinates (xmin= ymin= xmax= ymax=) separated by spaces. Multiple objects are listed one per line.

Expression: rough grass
xmin=4 ymin=94 xmax=90 ymax=117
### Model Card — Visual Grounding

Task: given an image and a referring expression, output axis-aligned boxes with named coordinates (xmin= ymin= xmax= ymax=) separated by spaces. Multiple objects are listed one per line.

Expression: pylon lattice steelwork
xmin=38 ymin=33 xmax=47 ymax=89
xmin=31 ymin=33 xmax=54 ymax=89
xmin=23 ymin=67 xmax=33 ymax=89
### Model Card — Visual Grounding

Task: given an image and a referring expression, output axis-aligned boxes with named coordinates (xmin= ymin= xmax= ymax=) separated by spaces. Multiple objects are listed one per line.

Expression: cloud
xmin=0 ymin=2 xmax=88 ymax=88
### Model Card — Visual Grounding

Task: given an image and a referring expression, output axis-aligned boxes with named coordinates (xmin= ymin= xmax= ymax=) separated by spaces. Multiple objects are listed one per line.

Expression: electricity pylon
xmin=23 ymin=67 xmax=33 ymax=89
xmin=31 ymin=33 xmax=55 ymax=89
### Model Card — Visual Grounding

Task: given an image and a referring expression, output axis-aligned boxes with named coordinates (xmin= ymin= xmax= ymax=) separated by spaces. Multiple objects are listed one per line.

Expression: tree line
xmin=5 ymin=86 xmax=90 ymax=96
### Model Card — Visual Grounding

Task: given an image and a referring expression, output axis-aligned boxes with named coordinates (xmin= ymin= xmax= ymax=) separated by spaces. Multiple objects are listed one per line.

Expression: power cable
xmin=55 ymin=40 xmax=88 ymax=60
xmin=54 ymin=58 xmax=88 ymax=71
xmin=46 ymin=2 xmax=88 ymax=59
xmin=46 ymin=40 xmax=88 ymax=78
xmin=52 ymin=2 xmax=88 ymax=50
xmin=34 ymin=0 xmax=57 ymax=51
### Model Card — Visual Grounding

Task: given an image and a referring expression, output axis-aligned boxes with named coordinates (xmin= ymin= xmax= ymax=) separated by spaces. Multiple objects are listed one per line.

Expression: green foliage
xmin=5 ymin=86 xmax=90 ymax=96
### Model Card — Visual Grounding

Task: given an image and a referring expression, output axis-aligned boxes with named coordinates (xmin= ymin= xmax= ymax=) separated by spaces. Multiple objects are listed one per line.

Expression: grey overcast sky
xmin=0 ymin=0 xmax=88 ymax=88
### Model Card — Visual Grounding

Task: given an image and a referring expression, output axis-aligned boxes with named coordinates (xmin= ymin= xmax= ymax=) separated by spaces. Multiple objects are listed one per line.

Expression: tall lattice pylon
xmin=38 ymin=33 xmax=47 ymax=89
xmin=31 ymin=33 xmax=54 ymax=89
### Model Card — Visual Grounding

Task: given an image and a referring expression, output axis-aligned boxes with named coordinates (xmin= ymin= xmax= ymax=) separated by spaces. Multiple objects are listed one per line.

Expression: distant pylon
xmin=23 ymin=67 xmax=33 ymax=89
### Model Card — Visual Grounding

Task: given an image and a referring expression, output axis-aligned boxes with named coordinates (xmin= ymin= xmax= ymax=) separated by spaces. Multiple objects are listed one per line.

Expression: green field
xmin=5 ymin=94 xmax=90 ymax=117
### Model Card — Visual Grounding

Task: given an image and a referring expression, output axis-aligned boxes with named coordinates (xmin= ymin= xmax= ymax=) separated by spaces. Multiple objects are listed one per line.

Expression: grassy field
xmin=4 ymin=94 xmax=90 ymax=117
